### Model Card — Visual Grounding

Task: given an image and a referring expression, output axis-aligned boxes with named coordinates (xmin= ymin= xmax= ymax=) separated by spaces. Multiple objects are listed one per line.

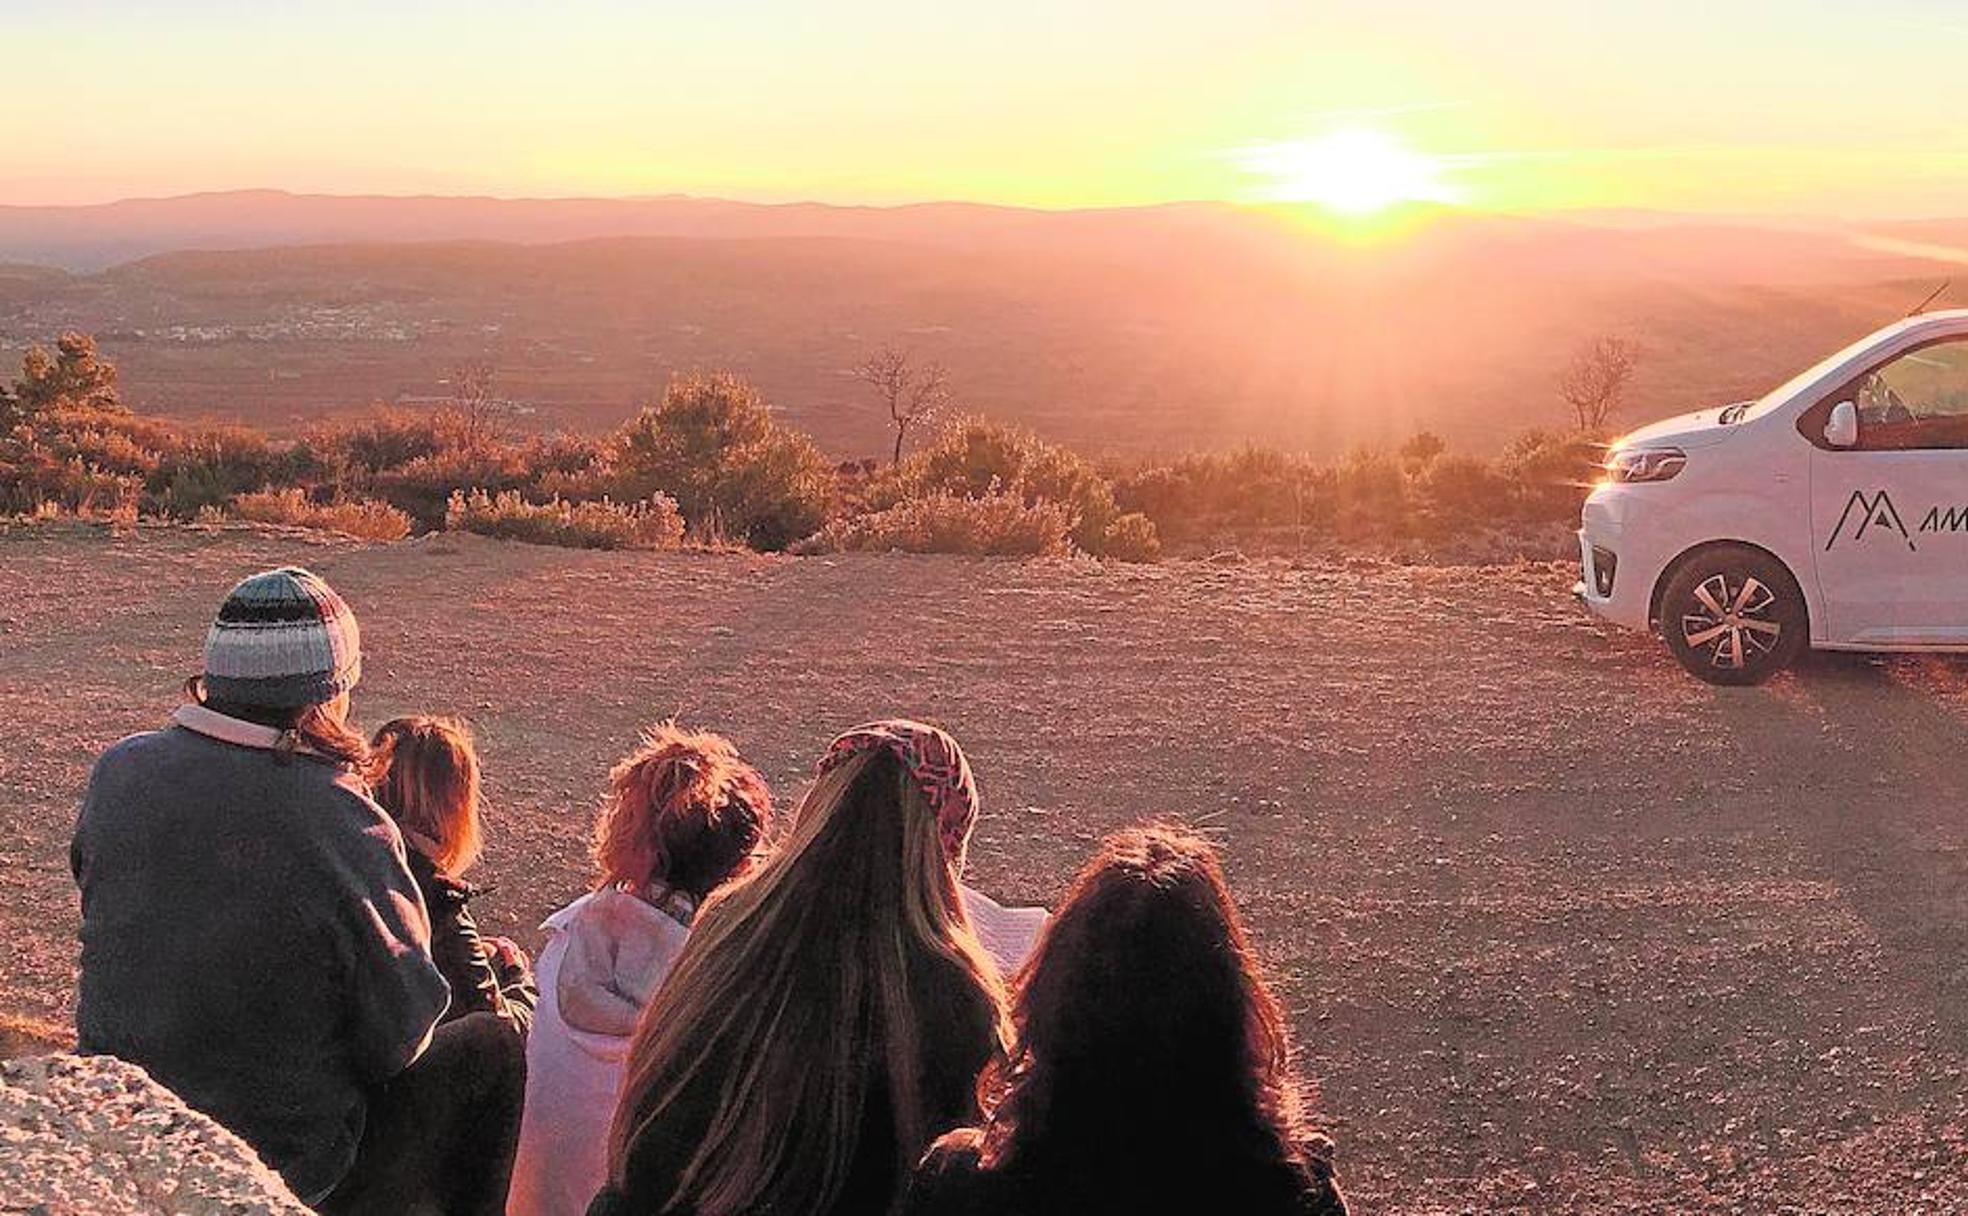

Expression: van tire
xmin=1659 ymin=546 xmax=1809 ymax=686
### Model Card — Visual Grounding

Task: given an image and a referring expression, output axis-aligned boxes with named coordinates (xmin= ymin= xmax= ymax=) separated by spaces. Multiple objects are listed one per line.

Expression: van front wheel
xmin=1659 ymin=547 xmax=1808 ymax=686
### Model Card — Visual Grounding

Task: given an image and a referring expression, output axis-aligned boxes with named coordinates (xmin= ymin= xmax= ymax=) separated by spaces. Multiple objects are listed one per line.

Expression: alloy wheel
xmin=1680 ymin=573 xmax=1783 ymax=671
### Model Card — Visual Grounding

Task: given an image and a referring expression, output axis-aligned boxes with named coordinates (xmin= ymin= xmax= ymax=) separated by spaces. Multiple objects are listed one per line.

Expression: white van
xmin=1577 ymin=310 xmax=1968 ymax=684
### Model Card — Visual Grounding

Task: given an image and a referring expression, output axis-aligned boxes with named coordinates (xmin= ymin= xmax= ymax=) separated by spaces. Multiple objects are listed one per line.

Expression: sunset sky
xmin=11 ymin=0 xmax=1968 ymax=218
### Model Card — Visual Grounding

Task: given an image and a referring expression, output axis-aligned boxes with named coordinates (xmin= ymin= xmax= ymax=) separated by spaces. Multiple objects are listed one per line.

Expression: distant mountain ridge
xmin=0 ymin=189 xmax=1289 ymax=272
xmin=3 ymin=191 xmax=1966 ymax=456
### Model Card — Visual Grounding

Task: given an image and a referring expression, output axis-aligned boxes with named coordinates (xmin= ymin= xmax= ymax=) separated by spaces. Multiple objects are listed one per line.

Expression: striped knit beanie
xmin=202 ymin=567 xmax=362 ymax=708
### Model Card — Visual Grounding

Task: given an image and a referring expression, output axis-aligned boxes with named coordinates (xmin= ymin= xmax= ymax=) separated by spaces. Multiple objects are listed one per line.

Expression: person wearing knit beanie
xmin=73 ymin=565 xmax=528 ymax=1214
xmin=202 ymin=566 xmax=363 ymax=710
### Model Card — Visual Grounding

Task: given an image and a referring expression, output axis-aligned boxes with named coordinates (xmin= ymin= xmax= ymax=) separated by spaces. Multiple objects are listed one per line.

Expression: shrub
xmin=791 ymin=493 xmax=1072 ymax=557
xmin=869 ymin=416 xmax=1119 ymax=553
xmin=223 ymin=488 xmax=413 ymax=541
xmin=611 ymin=372 xmax=837 ymax=550
xmin=302 ymin=409 xmax=454 ymax=477
xmin=444 ymin=488 xmax=685 ymax=551
xmin=1414 ymin=452 xmax=1515 ymax=533
xmin=0 ymin=442 xmax=142 ymax=516
xmin=1112 ymin=446 xmax=1329 ymax=546
xmin=369 ymin=447 xmax=537 ymax=529
xmin=1331 ymin=448 xmax=1410 ymax=539
xmin=150 ymin=425 xmax=277 ymax=517
xmin=1400 ymin=430 xmax=1448 ymax=466
xmin=1498 ymin=428 xmax=1604 ymax=521
xmin=1099 ymin=512 xmax=1162 ymax=563
xmin=17 ymin=333 xmax=120 ymax=416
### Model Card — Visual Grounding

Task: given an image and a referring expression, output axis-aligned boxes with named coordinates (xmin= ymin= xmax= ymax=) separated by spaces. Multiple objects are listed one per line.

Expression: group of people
xmin=68 ymin=565 xmax=1348 ymax=1216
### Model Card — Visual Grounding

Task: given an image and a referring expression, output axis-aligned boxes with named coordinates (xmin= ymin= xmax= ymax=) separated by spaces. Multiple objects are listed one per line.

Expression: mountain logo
xmin=1826 ymin=489 xmax=1917 ymax=552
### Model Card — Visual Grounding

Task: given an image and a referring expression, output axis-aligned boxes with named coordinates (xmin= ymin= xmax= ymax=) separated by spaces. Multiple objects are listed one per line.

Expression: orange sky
xmin=10 ymin=1 xmax=1968 ymax=217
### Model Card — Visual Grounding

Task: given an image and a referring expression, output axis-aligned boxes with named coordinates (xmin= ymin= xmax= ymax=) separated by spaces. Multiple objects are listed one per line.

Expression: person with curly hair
xmin=508 ymin=723 xmax=775 ymax=1216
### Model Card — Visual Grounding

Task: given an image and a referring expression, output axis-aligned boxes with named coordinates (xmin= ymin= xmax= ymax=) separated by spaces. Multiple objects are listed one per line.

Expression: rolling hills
xmin=2 ymin=191 xmax=1963 ymax=457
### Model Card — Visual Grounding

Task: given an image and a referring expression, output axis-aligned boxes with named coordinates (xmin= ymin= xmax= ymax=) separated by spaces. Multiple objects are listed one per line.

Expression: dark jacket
xmin=901 ymin=1129 xmax=1348 ymax=1216
xmin=587 ymin=955 xmax=998 ymax=1216
xmin=405 ymin=848 xmax=537 ymax=1034
xmin=71 ymin=712 xmax=450 ymax=1204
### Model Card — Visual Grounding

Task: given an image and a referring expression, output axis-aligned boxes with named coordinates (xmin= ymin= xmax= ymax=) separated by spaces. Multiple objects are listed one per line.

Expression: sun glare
xmin=1239 ymin=128 xmax=1460 ymax=217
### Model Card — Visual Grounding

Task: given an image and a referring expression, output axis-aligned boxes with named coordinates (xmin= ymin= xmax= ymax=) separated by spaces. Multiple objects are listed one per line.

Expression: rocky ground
xmin=0 ymin=1053 xmax=307 ymax=1214
xmin=3 ymin=521 xmax=1966 ymax=1214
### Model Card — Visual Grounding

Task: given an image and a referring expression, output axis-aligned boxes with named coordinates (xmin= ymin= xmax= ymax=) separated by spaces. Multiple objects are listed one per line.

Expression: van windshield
xmin=1737 ymin=324 xmax=1913 ymax=422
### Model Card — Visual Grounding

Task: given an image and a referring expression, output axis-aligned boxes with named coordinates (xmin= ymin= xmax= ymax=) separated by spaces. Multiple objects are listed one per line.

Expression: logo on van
xmin=1826 ymin=489 xmax=1916 ymax=552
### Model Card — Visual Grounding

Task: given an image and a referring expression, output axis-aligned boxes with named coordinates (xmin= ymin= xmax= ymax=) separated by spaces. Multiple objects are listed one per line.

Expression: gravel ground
xmin=3 ymin=520 xmax=1966 ymax=1214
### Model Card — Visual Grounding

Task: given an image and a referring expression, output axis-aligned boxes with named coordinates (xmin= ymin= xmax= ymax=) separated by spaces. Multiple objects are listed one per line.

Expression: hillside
xmin=1 ymin=192 xmax=1965 ymax=457
xmin=5 ymin=523 xmax=1967 ymax=1213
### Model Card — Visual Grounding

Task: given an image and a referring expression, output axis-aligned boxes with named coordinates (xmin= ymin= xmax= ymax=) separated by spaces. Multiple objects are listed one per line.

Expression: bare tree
xmin=450 ymin=361 xmax=498 ymax=450
xmin=855 ymin=346 xmax=950 ymax=464
xmin=1559 ymin=336 xmax=1639 ymax=433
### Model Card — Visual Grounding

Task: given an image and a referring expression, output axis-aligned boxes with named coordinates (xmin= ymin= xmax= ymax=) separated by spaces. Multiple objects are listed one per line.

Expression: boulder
xmin=0 ymin=1053 xmax=308 ymax=1215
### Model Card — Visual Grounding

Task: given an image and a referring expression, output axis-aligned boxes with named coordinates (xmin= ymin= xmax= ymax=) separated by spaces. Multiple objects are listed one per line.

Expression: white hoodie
xmin=505 ymin=888 xmax=691 ymax=1216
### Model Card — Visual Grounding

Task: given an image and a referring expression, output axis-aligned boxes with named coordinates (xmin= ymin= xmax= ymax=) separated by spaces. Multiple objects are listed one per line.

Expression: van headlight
xmin=1606 ymin=447 xmax=1687 ymax=484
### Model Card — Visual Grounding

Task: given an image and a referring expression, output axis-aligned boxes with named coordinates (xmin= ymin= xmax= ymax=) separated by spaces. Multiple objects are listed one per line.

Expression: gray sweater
xmin=71 ymin=707 xmax=450 ymax=1203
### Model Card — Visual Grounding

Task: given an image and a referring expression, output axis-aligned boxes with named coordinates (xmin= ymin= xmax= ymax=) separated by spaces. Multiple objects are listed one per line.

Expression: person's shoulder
xmin=89 ymin=727 xmax=178 ymax=778
xmin=311 ymin=771 xmax=400 ymax=835
xmin=287 ymin=774 xmax=414 ymax=879
xmin=404 ymin=845 xmax=470 ymax=903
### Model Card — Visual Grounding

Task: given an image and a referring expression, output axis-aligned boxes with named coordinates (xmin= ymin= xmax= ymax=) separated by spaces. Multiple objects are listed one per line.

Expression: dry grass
xmin=216 ymin=488 xmax=413 ymax=542
xmin=444 ymin=489 xmax=685 ymax=551
xmin=793 ymin=493 xmax=1074 ymax=557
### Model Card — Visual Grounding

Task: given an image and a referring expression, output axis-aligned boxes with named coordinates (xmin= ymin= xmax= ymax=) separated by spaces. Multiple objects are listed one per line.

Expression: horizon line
xmin=0 ymin=185 xmax=1930 ymax=228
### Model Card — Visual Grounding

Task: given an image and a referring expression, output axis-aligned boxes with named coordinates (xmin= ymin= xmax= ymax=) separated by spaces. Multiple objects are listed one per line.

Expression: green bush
xmin=791 ymin=493 xmax=1073 ymax=557
xmin=1112 ymin=446 xmax=1329 ymax=545
xmin=368 ymin=447 xmax=536 ymax=529
xmin=1413 ymin=452 xmax=1515 ymax=533
xmin=0 ymin=440 xmax=143 ymax=516
xmin=16 ymin=333 xmax=120 ymax=416
xmin=302 ymin=409 xmax=455 ymax=477
xmin=1331 ymin=448 xmax=1410 ymax=539
xmin=1498 ymin=428 xmax=1604 ymax=521
xmin=221 ymin=488 xmax=413 ymax=541
xmin=150 ymin=426 xmax=277 ymax=517
xmin=611 ymin=372 xmax=837 ymax=550
xmin=1099 ymin=512 xmax=1162 ymax=563
xmin=444 ymin=488 xmax=685 ymax=551
xmin=0 ymin=330 xmax=1598 ymax=560
xmin=870 ymin=416 xmax=1120 ymax=554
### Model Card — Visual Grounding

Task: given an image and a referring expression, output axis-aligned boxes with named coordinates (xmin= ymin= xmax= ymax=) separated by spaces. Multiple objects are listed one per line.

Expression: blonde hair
xmin=369 ymin=716 xmax=483 ymax=874
xmin=592 ymin=722 xmax=774 ymax=903
xmin=607 ymin=749 xmax=1009 ymax=1215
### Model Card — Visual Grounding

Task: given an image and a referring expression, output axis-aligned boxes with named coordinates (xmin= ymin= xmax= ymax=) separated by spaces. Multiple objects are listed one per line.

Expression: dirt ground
xmin=3 ymin=521 xmax=1966 ymax=1214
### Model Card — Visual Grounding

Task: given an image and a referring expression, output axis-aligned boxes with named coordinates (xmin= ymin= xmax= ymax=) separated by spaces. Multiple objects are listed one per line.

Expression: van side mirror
xmin=1825 ymin=400 xmax=1859 ymax=448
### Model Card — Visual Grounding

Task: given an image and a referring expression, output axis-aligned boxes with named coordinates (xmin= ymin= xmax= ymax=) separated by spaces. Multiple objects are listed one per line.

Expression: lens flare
xmin=1238 ymin=128 xmax=1461 ymax=216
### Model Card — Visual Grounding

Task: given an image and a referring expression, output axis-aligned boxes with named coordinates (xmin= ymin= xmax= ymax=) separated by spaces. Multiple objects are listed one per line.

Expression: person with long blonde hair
xmin=370 ymin=715 xmax=536 ymax=1032
xmin=509 ymin=723 xmax=776 ymax=1216
xmin=589 ymin=720 xmax=1008 ymax=1216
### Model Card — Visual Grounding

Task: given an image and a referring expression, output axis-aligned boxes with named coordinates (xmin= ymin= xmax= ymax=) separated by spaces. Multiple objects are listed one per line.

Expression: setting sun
xmin=1238 ymin=128 xmax=1461 ymax=216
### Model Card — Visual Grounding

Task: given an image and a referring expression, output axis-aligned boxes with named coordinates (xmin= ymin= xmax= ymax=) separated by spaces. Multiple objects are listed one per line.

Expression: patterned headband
xmin=815 ymin=719 xmax=978 ymax=866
